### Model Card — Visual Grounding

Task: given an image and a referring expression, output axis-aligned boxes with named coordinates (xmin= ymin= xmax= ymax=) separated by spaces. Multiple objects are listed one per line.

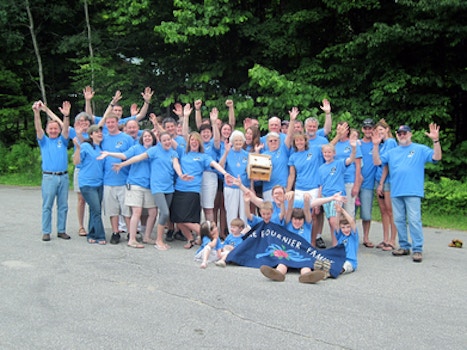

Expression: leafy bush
xmin=2 ymin=142 xmax=41 ymax=176
xmin=423 ymin=178 xmax=467 ymax=215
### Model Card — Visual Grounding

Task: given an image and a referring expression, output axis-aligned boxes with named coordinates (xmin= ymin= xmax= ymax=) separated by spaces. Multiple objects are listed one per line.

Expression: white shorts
xmin=124 ymin=185 xmax=156 ymax=209
xmin=73 ymin=167 xmax=80 ymax=193
xmin=200 ymin=171 xmax=218 ymax=209
xmin=104 ymin=185 xmax=131 ymax=217
xmin=294 ymin=188 xmax=319 ymax=206
xmin=194 ymin=247 xmax=219 ymax=263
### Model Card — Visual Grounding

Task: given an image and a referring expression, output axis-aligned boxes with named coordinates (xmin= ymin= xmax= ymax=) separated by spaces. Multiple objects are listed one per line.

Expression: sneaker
xmin=299 ymin=270 xmax=326 ymax=284
xmin=316 ymin=237 xmax=326 ymax=249
xmin=110 ymin=232 xmax=121 ymax=245
xmin=392 ymin=248 xmax=410 ymax=256
xmin=412 ymin=252 xmax=423 ymax=263
xmin=260 ymin=265 xmax=285 ymax=282
xmin=215 ymin=260 xmax=227 ymax=268
xmin=174 ymin=231 xmax=187 ymax=241
xmin=57 ymin=232 xmax=71 ymax=240
xmin=42 ymin=234 xmax=51 ymax=242
xmin=165 ymin=229 xmax=174 ymax=242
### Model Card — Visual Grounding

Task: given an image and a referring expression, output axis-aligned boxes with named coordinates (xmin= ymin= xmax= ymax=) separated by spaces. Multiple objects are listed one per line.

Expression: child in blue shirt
xmin=194 ymin=221 xmax=222 ymax=269
xmin=334 ymin=204 xmax=359 ymax=274
xmin=215 ymin=218 xmax=246 ymax=267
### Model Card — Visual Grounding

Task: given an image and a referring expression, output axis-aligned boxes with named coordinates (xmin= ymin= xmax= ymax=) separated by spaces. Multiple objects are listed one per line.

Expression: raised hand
xmin=183 ymin=103 xmax=193 ymax=118
xmin=288 ymin=107 xmax=299 ymax=121
xmin=194 ymin=99 xmax=203 ymax=111
xmin=141 ymin=86 xmax=153 ymax=104
xmin=320 ymin=99 xmax=331 ymax=114
xmin=59 ymin=101 xmax=71 ymax=117
xmin=172 ymin=102 xmax=183 ymax=117
xmin=130 ymin=103 xmax=140 ymax=116
xmin=112 ymin=90 xmax=122 ymax=105
xmin=210 ymin=107 xmax=219 ymax=123
xmin=225 ymin=99 xmax=234 ymax=108
xmin=83 ymin=86 xmax=95 ymax=101
xmin=425 ymin=123 xmax=440 ymax=141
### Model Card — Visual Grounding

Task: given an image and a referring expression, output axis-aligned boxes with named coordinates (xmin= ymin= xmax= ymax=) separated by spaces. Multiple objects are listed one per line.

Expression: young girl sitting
xmin=194 ymin=221 xmax=222 ymax=269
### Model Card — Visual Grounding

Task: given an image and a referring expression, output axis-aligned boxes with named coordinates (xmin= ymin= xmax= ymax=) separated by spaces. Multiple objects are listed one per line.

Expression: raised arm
xmin=39 ymin=102 xmax=64 ymax=128
xmin=225 ymin=99 xmax=236 ymax=129
xmin=336 ymin=204 xmax=356 ymax=231
xmin=182 ymin=103 xmax=193 ymax=140
xmin=33 ymin=101 xmax=45 ymax=140
xmin=285 ymin=106 xmax=299 ymax=149
xmin=426 ymin=123 xmax=442 ymax=161
xmin=194 ymin=99 xmax=203 ymax=130
xmin=320 ymin=99 xmax=332 ymax=136
xmin=83 ymin=86 xmax=95 ymax=120
xmin=58 ymin=101 xmax=71 ymax=139
xmin=303 ymin=193 xmax=312 ymax=223
xmin=210 ymin=107 xmax=221 ymax=149
xmin=135 ymin=86 xmax=153 ymax=121
xmin=100 ymin=90 xmax=122 ymax=127
xmin=72 ymin=138 xmax=81 ymax=165
xmin=218 ymin=140 xmax=231 ymax=167
xmin=233 ymin=176 xmax=263 ymax=208
xmin=243 ymin=190 xmax=253 ymax=221
xmin=372 ymin=130 xmax=383 ymax=166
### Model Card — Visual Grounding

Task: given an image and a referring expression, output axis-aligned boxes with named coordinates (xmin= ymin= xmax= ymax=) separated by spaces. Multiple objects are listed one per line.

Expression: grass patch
xmin=0 ymin=173 xmax=41 ymax=187
xmin=367 ymin=203 xmax=466 ymax=232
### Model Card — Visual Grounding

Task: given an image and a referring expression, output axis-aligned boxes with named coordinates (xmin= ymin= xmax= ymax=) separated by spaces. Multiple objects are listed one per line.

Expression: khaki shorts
xmin=103 ymin=185 xmax=131 ymax=217
xmin=124 ymin=185 xmax=156 ymax=209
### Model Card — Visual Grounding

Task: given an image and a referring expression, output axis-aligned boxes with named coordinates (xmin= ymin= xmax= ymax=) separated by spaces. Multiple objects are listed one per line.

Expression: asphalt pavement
xmin=0 ymin=185 xmax=466 ymax=349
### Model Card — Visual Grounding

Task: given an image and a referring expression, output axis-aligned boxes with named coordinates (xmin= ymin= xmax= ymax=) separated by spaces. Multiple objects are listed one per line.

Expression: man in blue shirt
xmin=372 ymin=124 xmax=442 ymax=263
xmin=34 ymin=101 xmax=71 ymax=242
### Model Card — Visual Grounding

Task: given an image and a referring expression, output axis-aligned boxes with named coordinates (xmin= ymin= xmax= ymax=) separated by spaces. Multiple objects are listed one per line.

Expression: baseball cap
xmin=397 ymin=125 xmax=411 ymax=133
xmin=362 ymin=118 xmax=375 ymax=128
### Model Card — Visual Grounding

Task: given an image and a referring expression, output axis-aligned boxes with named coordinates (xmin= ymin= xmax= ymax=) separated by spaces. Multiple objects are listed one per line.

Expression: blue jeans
xmin=41 ymin=173 xmax=69 ymax=234
xmin=391 ymin=196 xmax=423 ymax=252
xmin=80 ymin=186 xmax=106 ymax=241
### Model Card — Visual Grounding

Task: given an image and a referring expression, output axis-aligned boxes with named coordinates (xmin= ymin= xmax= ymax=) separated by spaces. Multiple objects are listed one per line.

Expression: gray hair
xmin=229 ymin=130 xmax=246 ymax=143
xmin=305 ymin=117 xmax=319 ymax=127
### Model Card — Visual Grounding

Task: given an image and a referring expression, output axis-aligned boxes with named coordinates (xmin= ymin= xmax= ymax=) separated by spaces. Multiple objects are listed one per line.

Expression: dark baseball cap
xmin=397 ymin=125 xmax=411 ymax=133
xmin=362 ymin=118 xmax=375 ymax=128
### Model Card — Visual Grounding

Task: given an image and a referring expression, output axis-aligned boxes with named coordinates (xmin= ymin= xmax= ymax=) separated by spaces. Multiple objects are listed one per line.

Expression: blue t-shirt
xmin=335 ymin=228 xmax=359 ymax=270
xmin=262 ymin=143 xmax=290 ymax=192
xmin=375 ymin=138 xmax=397 ymax=183
xmin=196 ymin=236 xmax=222 ymax=254
xmin=380 ymin=143 xmax=435 ymax=198
xmin=123 ymin=144 xmax=151 ymax=188
xmin=175 ymin=151 xmax=213 ymax=192
xmin=173 ymin=135 xmax=186 ymax=158
xmin=319 ymin=159 xmax=348 ymax=197
xmin=222 ymin=233 xmax=244 ymax=248
xmin=288 ymin=149 xmax=323 ymax=190
xmin=286 ymin=221 xmax=312 ymax=243
xmin=38 ymin=135 xmax=69 ymax=172
xmin=78 ymin=142 xmax=104 ymax=187
xmin=203 ymin=139 xmax=220 ymax=173
xmin=146 ymin=144 xmax=179 ymax=194
xmin=101 ymin=132 xmax=134 ymax=186
xmin=359 ymin=139 xmax=377 ymax=190
xmin=334 ymin=140 xmax=362 ymax=183
xmin=223 ymin=149 xmax=249 ymax=189
xmin=260 ymin=132 xmax=287 ymax=152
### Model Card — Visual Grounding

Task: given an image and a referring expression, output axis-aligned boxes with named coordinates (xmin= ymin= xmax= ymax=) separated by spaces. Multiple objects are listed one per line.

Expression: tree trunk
xmin=25 ymin=0 xmax=47 ymax=104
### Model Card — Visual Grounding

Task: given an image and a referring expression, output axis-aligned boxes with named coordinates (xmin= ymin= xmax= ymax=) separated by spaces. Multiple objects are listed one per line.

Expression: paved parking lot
xmin=0 ymin=185 xmax=466 ymax=349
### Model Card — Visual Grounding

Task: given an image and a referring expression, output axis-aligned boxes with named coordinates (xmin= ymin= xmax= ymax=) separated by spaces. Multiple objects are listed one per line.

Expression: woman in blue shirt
xmin=73 ymin=125 xmax=106 ymax=244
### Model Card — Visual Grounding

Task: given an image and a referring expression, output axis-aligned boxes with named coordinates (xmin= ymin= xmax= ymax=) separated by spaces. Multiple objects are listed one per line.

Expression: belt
xmin=43 ymin=171 xmax=68 ymax=176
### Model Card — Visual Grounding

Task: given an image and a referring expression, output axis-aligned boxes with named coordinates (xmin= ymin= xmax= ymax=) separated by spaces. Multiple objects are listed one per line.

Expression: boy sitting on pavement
xmin=215 ymin=218 xmax=246 ymax=267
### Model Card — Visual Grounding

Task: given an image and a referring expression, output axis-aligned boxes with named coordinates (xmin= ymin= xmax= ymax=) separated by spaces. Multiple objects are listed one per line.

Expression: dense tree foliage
xmin=1 ymin=0 xmax=466 ymax=179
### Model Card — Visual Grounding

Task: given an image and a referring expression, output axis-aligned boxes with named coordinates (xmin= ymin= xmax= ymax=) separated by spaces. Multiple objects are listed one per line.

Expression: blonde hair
xmin=186 ymin=132 xmax=205 ymax=153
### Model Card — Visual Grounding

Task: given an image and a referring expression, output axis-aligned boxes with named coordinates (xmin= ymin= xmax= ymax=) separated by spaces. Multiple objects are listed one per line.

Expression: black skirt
xmin=170 ymin=191 xmax=201 ymax=223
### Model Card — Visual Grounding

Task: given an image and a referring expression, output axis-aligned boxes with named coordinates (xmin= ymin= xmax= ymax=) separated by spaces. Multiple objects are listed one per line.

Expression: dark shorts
xmin=170 ymin=191 xmax=201 ymax=223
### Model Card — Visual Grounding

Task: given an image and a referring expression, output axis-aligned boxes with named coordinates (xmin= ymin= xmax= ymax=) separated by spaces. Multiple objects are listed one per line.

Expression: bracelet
xmin=433 ymin=140 xmax=439 ymax=143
